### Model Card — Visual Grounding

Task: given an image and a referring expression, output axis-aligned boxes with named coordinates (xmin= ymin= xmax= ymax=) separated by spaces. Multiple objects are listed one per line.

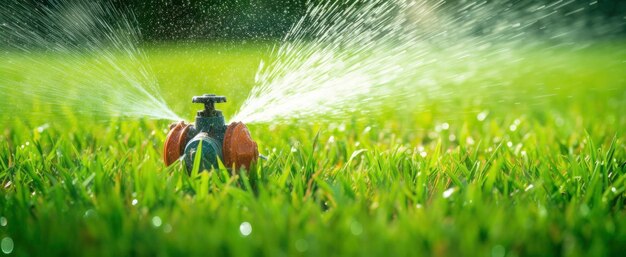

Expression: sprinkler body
xmin=163 ymin=94 xmax=258 ymax=171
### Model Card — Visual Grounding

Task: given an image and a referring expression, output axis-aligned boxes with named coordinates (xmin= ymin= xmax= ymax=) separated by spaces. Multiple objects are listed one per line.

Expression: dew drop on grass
xmin=131 ymin=199 xmax=138 ymax=206
xmin=83 ymin=209 xmax=96 ymax=219
xmin=151 ymin=216 xmax=162 ymax=227
xmin=443 ymin=187 xmax=456 ymax=198
xmin=524 ymin=184 xmax=534 ymax=192
xmin=477 ymin=111 xmax=489 ymax=121
xmin=36 ymin=124 xmax=49 ymax=133
xmin=338 ymin=124 xmax=346 ymax=132
xmin=0 ymin=217 xmax=6 ymax=227
xmin=239 ymin=222 xmax=252 ymax=237
xmin=1 ymin=237 xmax=13 ymax=254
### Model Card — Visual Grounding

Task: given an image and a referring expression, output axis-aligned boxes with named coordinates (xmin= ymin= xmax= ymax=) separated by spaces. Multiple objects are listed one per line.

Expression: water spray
xmin=163 ymin=94 xmax=259 ymax=171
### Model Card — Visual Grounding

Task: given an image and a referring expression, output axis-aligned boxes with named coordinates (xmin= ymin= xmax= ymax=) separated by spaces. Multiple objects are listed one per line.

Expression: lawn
xmin=0 ymin=42 xmax=625 ymax=256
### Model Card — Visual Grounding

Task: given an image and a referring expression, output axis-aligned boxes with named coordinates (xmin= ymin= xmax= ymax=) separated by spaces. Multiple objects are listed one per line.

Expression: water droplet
xmin=509 ymin=124 xmax=517 ymax=131
xmin=491 ymin=245 xmax=505 ymax=257
xmin=295 ymin=239 xmax=309 ymax=252
xmin=338 ymin=124 xmax=346 ymax=132
xmin=36 ymin=123 xmax=49 ymax=133
xmin=0 ymin=217 xmax=6 ymax=227
xmin=239 ymin=222 xmax=252 ymax=236
xmin=152 ymin=216 xmax=162 ymax=227
xmin=1 ymin=237 xmax=14 ymax=254
xmin=477 ymin=111 xmax=488 ymax=121
xmin=420 ymin=151 xmax=427 ymax=157
xmin=507 ymin=141 xmax=513 ymax=147
xmin=83 ymin=209 xmax=96 ymax=219
xmin=524 ymin=184 xmax=534 ymax=192
xmin=443 ymin=187 xmax=456 ymax=198
xmin=131 ymin=199 xmax=138 ymax=206
xmin=163 ymin=224 xmax=172 ymax=233
xmin=441 ymin=123 xmax=449 ymax=130
xmin=350 ymin=220 xmax=363 ymax=236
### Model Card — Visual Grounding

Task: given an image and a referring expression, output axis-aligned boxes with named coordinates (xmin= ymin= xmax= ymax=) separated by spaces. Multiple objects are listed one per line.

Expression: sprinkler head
xmin=163 ymin=94 xmax=259 ymax=171
xmin=192 ymin=94 xmax=226 ymax=117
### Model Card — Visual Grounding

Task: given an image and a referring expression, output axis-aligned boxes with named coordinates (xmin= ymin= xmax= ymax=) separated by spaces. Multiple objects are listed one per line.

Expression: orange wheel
xmin=223 ymin=122 xmax=258 ymax=170
xmin=163 ymin=121 xmax=191 ymax=166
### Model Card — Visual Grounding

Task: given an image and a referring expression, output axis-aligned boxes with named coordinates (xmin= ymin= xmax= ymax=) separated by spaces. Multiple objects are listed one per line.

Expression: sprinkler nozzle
xmin=192 ymin=94 xmax=226 ymax=117
xmin=163 ymin=94 xmax=259 ymax=172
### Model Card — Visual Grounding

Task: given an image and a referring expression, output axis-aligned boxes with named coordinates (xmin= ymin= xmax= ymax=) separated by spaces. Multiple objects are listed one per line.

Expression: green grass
xmin=1 ymin=42 xmax=626 ymax=256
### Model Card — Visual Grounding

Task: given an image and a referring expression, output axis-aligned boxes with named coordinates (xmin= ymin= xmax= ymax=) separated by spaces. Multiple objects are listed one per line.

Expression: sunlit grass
xmin=0 ymin=42 xmax=625 ymax=256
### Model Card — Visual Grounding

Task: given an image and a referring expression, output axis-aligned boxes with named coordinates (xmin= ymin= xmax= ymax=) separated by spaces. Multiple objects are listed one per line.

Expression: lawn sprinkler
xmin=163 ymin=94 xmax=258 ymax=171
